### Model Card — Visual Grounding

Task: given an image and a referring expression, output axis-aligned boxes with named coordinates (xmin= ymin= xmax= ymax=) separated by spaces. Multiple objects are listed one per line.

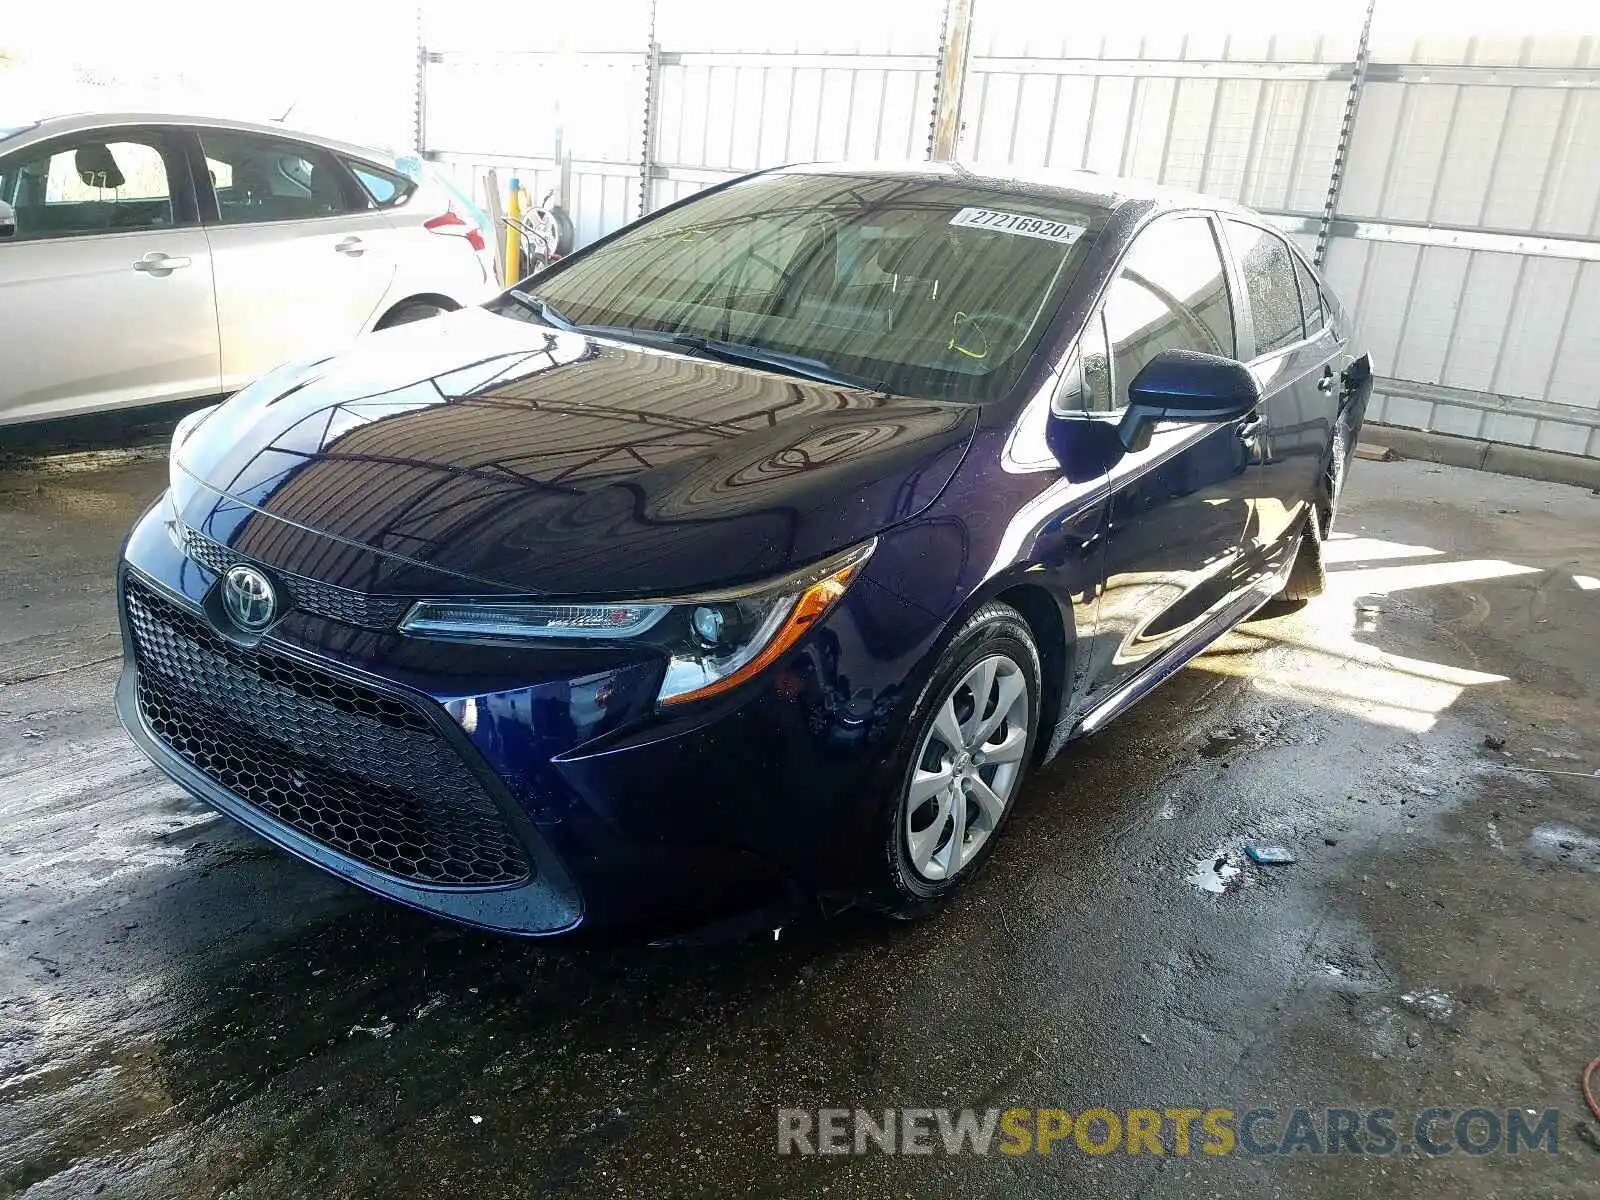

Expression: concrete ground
xmin=1 ymin=452 xmax=1597 ymax=1198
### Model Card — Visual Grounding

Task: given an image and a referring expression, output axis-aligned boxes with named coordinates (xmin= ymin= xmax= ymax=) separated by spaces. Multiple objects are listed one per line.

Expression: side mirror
xmin=1117 ymin=348 xmax=1261 ymax=452
xmin=0 ymin=200 xmax=15 ymax=239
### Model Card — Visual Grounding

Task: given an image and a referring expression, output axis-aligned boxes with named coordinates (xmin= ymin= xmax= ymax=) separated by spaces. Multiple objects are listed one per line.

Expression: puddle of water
xmin=1400 ymin=990 xmax=1457 ymax=1022
xmin=1523 ymin=823 xmax=1600 ymax=874
xmin=1354 ymin=602 xmax=1382 ymax=635
xmin=1187 ymin=848 xmax=1248 ymax=896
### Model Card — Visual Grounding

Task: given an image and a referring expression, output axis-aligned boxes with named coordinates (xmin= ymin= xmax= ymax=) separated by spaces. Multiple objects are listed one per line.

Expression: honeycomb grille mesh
xmin=126 ymin=577 xmax=530 ymax=888
xmin=180 ymin=527 xmax=409 ymax=631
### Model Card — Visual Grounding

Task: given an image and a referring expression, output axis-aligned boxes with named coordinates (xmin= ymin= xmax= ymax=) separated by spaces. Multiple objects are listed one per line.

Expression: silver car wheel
xmin=386 ymin=302 xmax=448 ymax=326
xmin=903 ymin=653 xmax=1031 ymax=882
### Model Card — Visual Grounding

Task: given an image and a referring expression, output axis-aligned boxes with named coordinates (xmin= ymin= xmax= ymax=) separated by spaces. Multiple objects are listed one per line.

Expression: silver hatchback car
xmin=0 ymin=113 xmax=497 ymax=428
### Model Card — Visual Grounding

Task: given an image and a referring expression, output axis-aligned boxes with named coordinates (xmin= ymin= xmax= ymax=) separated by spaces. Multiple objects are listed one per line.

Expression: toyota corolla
xmin=116 ymin=164 xmax=1372 ymax=936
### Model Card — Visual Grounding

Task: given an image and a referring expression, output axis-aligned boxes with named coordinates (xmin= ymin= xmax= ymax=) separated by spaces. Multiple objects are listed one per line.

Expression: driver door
xmin=1076 ymin=213 xmax=1262 ymax=709
xmin=0 ymin=127 xmax=219 ymax=424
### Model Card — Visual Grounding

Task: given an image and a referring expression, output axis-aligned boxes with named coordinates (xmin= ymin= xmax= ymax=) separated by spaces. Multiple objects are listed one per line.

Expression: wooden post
xmin=484 ymin=167 xmax=506 ymax=287
xmin=929 ymin=0 xmax=975 ymax=161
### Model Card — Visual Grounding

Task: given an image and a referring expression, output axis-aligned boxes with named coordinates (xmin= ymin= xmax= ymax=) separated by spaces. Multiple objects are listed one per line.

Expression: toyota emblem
xmin=222 ymin=564 xmax=278 ymax=632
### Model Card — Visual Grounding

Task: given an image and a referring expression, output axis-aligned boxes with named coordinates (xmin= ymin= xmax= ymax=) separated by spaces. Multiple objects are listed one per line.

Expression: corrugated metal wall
xmin=958 ymin=8 xmax=1362 ymax=230
xmin=1319 ymin=22 xmax=1600 ymax=457
xmin=420 ymin=4 xmax=652 ymax=248
xmin=419 ymin=0 xmax=1600 ymax=462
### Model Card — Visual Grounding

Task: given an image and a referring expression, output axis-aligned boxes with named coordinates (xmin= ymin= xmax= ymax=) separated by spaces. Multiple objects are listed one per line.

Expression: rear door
xmin=340 ymin=157 xmax=493 ymax=304
xmin=1077 ymin=213 xmax=1262 ymax=707
xmin=1220 ymin=220 xmax=1342 ymax=568
xmin=0 ymin=126 xmax=218 ymax=424
xmin=194 ymin=128 xmax=398 ymax=391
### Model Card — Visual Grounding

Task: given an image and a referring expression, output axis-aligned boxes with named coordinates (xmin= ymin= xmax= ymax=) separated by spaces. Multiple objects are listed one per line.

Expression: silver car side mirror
xmin=0 ymin=199 xmax=15 ymax=239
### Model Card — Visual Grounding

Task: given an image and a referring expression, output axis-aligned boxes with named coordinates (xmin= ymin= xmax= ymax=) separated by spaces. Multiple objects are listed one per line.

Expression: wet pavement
xmin=2 ymin=452 xmax=1598 ymax=1197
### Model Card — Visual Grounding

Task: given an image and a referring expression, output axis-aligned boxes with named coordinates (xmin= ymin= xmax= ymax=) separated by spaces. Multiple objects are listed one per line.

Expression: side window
xmin=0 ymin=136 xmax=177 ymax=240
xmin=198 ymin=131 xmax=358 ymax=224
xmin=1103 ymin=216 xmax=1236 ymax=407
xmin=1291 ymin=251 xmax=1326 ymax=337
xmin=1225 ymin=221 xmax=1303 ymax=356
xmin=344 ymin=160 xmax=416 ymax=208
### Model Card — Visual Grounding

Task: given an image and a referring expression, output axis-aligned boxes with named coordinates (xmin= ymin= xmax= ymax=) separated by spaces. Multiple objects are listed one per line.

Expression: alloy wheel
xmin=903 ymin=653 xmax=1031 ymax=881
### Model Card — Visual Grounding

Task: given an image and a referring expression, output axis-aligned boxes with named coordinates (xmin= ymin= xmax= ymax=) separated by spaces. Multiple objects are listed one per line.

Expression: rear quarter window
xmin=1291 ymin=251 xmax=1327 ymax=336
xmin=1225 ymin=220 xmax=1304 ymax=356
xmin=345 ymin=160 xmax=416 ymax=208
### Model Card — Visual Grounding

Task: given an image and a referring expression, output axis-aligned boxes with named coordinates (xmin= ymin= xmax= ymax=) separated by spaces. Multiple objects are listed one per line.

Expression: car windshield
xmin=501 ymin=172 xmax=1103 ymax=403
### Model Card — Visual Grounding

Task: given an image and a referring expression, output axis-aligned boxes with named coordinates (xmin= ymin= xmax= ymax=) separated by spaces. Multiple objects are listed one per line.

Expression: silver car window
xmin=198 ymin=130 xmax=358 ymax=225
xmin=0 ymin=135 xmax=177 ymax=241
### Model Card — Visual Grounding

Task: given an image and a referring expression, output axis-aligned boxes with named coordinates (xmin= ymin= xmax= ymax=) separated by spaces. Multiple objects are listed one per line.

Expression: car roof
xmin=0 ymin=111 xmax=393 ymax=164
xmin=775 ymin=159 xmax=1254 ymax=219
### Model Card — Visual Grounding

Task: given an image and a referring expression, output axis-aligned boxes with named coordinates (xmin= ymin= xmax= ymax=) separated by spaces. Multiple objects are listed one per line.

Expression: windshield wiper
xmin=659 ymin=335 xmax=883 ymax=392
xmin=507 ymin=293 xmax=680 ymax=351
xmin=505 ymin=294 xmax=883 ymax=392
xmin=506 ymin=289 xmax=581 ymax=331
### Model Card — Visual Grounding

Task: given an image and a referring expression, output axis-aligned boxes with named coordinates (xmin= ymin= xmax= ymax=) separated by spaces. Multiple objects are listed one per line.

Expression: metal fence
xmin=419 ymin=0 xmax=1600 ymax=462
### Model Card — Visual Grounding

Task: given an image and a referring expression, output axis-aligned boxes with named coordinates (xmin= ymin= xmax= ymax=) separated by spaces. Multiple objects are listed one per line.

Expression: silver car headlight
xmin=399 ymin=539 xmax=876 ymax=707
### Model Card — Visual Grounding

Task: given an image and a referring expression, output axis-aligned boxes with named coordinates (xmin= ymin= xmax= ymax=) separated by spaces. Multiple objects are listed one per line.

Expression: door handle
xmin=132 ymin=252 xmax=192 ymax=274
xmin=1316 ymin=367 xmax=1336 ymax=392
xmin=334 ymin=236 xmax=365 ymax=256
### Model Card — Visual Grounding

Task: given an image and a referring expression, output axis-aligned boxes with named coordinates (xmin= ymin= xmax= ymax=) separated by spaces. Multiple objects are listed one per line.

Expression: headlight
xmin=400 ymin=601 xmax=671 ymax=640
xmin=398 ymin=539 xmax=876 ymax=707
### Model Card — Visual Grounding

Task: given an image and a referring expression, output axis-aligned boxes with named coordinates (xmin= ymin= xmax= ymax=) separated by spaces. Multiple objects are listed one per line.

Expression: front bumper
xmin=115 ymin=497 xmax=925 ymax=935
xmin=117 ymin=567 xmax=586 ymax=934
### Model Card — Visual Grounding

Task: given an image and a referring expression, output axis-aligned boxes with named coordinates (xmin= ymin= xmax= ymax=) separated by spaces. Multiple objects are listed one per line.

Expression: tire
xmin=871 ymin=601 xmax=1041 ymax=919
xmin=1277 ymin=505 xmax=1328 ymax=602
xmin=518 ymin=206 xmax=577 ymax=277
xmin=550 ymin=204 xmax=576 ymax=256
xmin=376 ymin=298 xmax=455 ymax=329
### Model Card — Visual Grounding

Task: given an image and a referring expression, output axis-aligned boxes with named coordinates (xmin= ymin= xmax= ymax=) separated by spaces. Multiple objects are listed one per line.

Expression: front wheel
xmin=871 ymin=601 xmax=1041 ymax=918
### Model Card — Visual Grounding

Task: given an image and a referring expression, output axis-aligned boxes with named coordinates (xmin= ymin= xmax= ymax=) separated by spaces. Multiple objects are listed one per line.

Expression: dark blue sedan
xmin=116 ymin=164 xmax=1372 ymax=936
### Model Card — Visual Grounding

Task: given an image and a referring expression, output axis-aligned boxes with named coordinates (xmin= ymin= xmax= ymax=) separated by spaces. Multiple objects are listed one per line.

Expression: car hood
xmin=175 ymin=307 xmax=978 ymax=597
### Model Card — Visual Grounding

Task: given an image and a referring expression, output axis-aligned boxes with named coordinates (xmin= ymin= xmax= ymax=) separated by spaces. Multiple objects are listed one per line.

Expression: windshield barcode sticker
xmin=949 ymin=207 xmax=1086 ymax=244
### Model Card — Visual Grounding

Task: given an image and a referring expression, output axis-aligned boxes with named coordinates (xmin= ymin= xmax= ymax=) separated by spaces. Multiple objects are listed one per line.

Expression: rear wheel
xmin=1277 ymin=505 xmax=1328 ymax=601
xmin=376 ymin=298 xmax=456 ymax=328
xmin=872 ymin=602 xmax=1041 ymax=918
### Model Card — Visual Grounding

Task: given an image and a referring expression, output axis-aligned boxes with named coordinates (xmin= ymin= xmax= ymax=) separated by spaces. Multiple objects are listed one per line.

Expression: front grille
xmin=180 ymin=526 xmax=410 ymax=631
xmin=126 ymin=576 xmax=530 ymax=887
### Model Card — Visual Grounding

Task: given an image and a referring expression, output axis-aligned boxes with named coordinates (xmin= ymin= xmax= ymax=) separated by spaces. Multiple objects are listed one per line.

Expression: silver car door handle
xmin=132 ymin=252 xmax=192 ymax=273
xmin=334 ymin=236 xmax=365 ymax=256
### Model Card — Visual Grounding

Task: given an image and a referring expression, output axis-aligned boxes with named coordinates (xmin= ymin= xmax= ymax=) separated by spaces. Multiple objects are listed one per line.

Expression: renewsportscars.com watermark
xmin=778 ymin=1106 xmax=1561 ymax=1158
